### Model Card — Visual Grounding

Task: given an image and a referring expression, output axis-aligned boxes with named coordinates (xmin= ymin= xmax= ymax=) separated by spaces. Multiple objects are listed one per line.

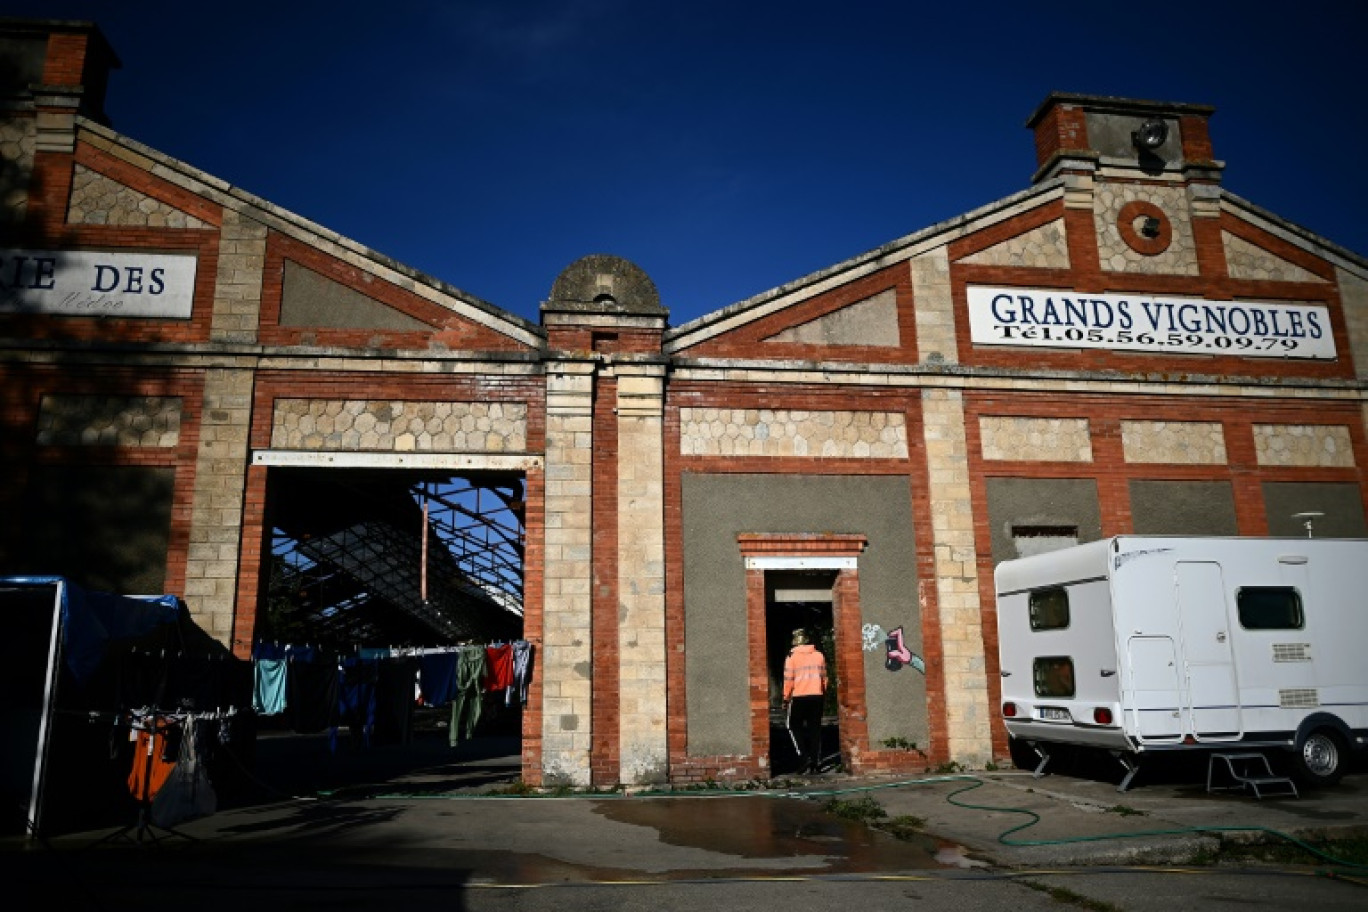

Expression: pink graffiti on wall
xmin=884 ymin=626 xmax=925 ymax=673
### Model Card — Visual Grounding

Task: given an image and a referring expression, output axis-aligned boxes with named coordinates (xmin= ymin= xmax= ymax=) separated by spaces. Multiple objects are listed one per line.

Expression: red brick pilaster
xmin=1092 ymin=417 xmax=1133 ymax=536
xmin=1226 ymin=420 xmax=1269 ymax=536
xmin=231 ymin=462 xmax=269 ymax=659
xmin=1063 ymin=206 xmax=1103 ymax=285
xmin=521 ymin=466 xmax=546 ymax=786
xmin=590 ymin=376 xmax=620 ymax=786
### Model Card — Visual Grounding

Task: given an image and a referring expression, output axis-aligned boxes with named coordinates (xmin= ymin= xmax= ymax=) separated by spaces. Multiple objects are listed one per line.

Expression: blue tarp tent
xmin=1 ymin=576 xmax=184 ymax=837
xmin=1 ymin=575 xmax=182 ymax=685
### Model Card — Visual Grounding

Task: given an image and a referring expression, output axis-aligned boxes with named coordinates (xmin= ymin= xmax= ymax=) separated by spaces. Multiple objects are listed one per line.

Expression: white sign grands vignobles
xmin=0 ymin=249 xmax=197 ymax=319
xmin=967 ymin=285 xmax=1336 ymax=360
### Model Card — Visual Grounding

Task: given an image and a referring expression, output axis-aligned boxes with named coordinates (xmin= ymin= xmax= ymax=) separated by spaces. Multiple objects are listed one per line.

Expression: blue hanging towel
xmin=253 ymin=657 xmax=288 ymax=715
xmin=418 ymin=651 xmax=460 ymax=707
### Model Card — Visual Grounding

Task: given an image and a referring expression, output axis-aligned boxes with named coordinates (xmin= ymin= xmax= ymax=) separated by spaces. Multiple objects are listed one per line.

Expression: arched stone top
xmin=544 ymin=254 xmax=666 ymax=316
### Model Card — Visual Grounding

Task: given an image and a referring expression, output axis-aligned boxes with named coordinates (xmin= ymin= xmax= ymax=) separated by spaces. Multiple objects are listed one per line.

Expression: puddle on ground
xmin=934 ymin=843 xmax=991 ymax=868
xmin=588 ymin=795 xmax=970 ymax=875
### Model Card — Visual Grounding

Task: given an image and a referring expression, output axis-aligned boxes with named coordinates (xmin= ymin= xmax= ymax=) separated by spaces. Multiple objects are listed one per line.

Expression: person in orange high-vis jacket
xmin=783 ymin=629 xmax=828 ymax=774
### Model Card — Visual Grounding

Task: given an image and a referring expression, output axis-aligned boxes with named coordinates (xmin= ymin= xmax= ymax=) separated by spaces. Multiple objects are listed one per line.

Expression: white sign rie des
xmin=0 ymin=248 xmax=198 ymax=319
xmin=966 ymin=285 xmax=1336 ymax=360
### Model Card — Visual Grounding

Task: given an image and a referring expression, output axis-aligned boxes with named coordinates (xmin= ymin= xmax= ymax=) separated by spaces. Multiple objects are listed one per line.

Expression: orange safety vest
xmin=783 ymin=644 xmax=827 ymax=700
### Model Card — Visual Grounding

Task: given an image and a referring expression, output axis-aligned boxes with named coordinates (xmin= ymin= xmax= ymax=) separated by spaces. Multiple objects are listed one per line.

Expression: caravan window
xmin=1028 ymin=587 xmax=1070 ymax=631
xmin=1237 ymin=587 xmax=1303 ymax=630
xmin=1033 ymin=656 xmax=1075 ymax=698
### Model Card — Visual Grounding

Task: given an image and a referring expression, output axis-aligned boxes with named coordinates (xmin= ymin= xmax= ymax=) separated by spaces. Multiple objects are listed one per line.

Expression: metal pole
xmin=421 ymin=492 xmax=429 ymax=602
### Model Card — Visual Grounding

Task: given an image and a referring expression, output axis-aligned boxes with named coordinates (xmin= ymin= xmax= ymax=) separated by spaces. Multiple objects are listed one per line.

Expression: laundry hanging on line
xmin=248 ymin=640 xmax=535 ymax=750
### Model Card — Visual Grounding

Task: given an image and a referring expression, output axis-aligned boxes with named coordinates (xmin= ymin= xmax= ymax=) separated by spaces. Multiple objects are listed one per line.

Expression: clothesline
xmin=123 ymin=706 xmax=234 ymax=832
xmin=121 ymin=646 xmax=239 ymax=660
xmin=125 ymin=705 xmax=243 ymax=724
xmin=251 ymin=641 xmax=520 ymax=662
xmin=249 ymin=640 xmax=535 ymax=752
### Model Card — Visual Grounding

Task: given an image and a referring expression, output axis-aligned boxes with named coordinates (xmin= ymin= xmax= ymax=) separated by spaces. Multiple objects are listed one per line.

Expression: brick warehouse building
xmin=3 ymin=20 xmax=1367 ymax=787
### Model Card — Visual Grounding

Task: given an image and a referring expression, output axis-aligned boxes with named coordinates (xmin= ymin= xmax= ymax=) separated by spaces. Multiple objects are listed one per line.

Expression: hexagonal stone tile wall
xmin=1095 ymin=183 xmax=1198 ymax=275
xmin=270 ymin=399 xmax=528 ymax=452
xmin=1121 ymin=420 xmax=1227 ymax=464
xmin=36 ymin=394 xmax=182 ymax=447
xmin=679 ymin=408 xmax=907 ymax=458
xmin=1254 ymin=424 xmax=1354 ymax=467
xmin=979 ymin=416 xmax=1092 ymax=462
xmin=67 ymin=165 xmax=208 ymax=228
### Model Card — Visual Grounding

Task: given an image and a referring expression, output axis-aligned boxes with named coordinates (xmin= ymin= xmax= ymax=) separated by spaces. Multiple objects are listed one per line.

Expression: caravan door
xmin=1176 ymin=561 xmax=1242 ymax=739
xmin=1125 ymin=636 xmax=1183 ymax=741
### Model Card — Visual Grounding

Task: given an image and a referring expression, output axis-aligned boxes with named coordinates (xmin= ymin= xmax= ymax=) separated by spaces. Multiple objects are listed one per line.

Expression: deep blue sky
xmin=14 ymin=1 xmax=1368 ymax=327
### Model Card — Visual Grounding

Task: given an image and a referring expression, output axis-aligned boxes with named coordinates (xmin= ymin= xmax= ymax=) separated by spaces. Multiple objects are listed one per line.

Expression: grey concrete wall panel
xmin=280 ymin=261 xmax=429 ymax=330
xmin=16 ymin=465 xmax=174 ymax=595
xmin=1084 ymin=111 xmax=1182 ymax=164
xmin=0 ymin=36 xmax=47 ymax=90
xmin=767 ymin=290 xmax=899 ymax=346
xmin=681 ymin=474 xmax=923 ymax=755
xmin=1263 ymin=482 xmax=1368 ymax=538
xmin=985 ymin=477 xmax=1102 ymax=563
xmin=1129 ymin=480 xmax=1238 ymax=536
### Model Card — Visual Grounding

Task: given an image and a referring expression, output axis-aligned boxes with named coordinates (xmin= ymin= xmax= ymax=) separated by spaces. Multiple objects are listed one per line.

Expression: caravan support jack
xmin=1114 ymin=752 xmax=1141 ymax=792
xmin=1029 ymin=743 xmax=1051 ymax=778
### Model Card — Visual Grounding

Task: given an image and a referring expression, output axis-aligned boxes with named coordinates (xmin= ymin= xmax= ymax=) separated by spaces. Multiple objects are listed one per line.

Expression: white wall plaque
xmin=967 ymin=285 xmax=1336 ymax=360
xmin=0 ymin=249 xmax=198 ymax=319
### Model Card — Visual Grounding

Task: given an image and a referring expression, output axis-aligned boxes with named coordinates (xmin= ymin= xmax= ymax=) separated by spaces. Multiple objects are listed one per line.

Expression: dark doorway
xmin=261 ymin=468 xmax=525 ymax=648
xmin=765 ymin=570 xmax=838 ymax=776
xmin=244 ymin=467 xmax=528 ymax=803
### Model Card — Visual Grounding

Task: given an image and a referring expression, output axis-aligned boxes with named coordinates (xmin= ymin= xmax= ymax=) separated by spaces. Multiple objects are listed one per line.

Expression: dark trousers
xmin=789 ymin=695 xmax=824 ymax=771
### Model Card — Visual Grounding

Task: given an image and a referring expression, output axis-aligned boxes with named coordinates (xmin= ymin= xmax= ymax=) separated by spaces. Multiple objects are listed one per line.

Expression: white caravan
xmin=995 ymin=536 xmax=1368 ymax=789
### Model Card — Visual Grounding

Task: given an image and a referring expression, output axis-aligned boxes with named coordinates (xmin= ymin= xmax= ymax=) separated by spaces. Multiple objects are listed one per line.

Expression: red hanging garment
xmin=126 ymin=718 xmax=178 ymax=802
xmin=484 ymin=645 xmax=514 ymax=692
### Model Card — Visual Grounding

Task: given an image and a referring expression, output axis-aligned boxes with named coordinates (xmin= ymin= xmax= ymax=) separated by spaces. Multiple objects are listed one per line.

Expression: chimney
xmin=1 ymin=18 xmax=120 ymax=148
xmin=1025 ymin=93 xmax=1221 ymax=187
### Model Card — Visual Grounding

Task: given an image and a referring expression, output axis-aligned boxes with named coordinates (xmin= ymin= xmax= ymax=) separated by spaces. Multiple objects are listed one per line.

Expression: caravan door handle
xmin=1216 ymin=631 xmax=1227 ymax=643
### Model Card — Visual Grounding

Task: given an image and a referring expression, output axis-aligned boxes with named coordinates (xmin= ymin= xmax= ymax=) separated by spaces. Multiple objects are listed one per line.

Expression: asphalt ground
xmin=4 ymin=728 xmax=1368 ymax=909
xmin=828 ymin=752 xmax=1368 ymax=868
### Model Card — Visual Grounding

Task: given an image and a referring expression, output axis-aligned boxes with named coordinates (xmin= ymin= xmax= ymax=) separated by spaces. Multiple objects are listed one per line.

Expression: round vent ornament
xmin=1117 ymin=200 xmax=1172 ymax=255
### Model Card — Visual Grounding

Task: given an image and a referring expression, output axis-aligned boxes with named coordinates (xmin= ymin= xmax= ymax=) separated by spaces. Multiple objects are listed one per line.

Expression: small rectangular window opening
xmin=1033 ymin=656 xmax=1075 ymax=698
xmin=1012 ymin=524 xmax=1078 ymax=558
xmin=1237 ymin=586 xmax=1304 ymax=630
xmin=1028 ymin=586 xmax=1070 ymax=631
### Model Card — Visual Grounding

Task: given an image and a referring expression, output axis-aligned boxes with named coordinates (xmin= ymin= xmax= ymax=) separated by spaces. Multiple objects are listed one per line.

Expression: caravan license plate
xmin=1038 ymin=707 xmax=1071 ymax=722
